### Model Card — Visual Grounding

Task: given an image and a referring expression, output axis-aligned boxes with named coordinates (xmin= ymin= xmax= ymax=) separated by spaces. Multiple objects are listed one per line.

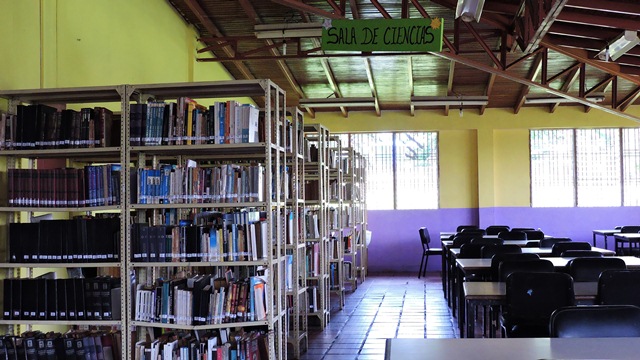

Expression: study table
xmin=592 ymin=229 xmax=620 ymax=249
xmin=384 ymin=337 xmax=640 ymax=360
xmin=613 ymin=232 xmax=640 ymax=255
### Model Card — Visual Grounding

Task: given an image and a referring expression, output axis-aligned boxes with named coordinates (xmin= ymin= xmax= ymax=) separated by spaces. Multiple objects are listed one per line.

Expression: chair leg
xmin=418 ymin=254 xmax=425 ymax=278
xmin=423 ymin=255 xmax=429 ymax=278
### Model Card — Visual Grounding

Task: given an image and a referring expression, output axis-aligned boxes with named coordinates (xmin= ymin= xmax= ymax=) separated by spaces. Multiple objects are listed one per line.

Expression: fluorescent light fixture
xmin=298 ymin=97 xmax=376 ymax=108
xmin=455 ymin=0 xmax=485 ymax=23
xmin=255 ymin=23 xmax=323 ymax=39
xmin=524 ymin=94 xmax=605 ymax=104
xmin=411 ymin=96 xmax=488 ymax=107
xmin=597 ymin=30 xmax=640 ymax=61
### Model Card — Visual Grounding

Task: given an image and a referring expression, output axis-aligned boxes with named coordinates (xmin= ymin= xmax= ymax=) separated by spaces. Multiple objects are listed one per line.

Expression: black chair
xmin=511 ymin=227 xmax=535 ymax=232
xmin=458 ymin=243 xmax=485 ymax=259
xmin=550 ymin=305 xmax=640 ymax=338
xmin=598 ymin=270 xmax=640 ymax=306
xmin=490 ymin=253 xmax=539 ymax=281
xmin=481 ymin=244 xmax=521 ymax=259
xmin=418 ymin=227 xmax=443 ymax=278
xmin=567 ymin=257 xmax=626 ymax=282
xmin=485 ymin=225 xmax=510 ymax=236
xmin=523 ymin=230 xmax=545 ymax=240
xmin=497 ymin=230 xmax=527 ymax=240
xmin=524 ymin=241 xmax=540 ymax=247
xmin=461 ymin=228 xmax=487 ymax=236
xmin=457 ymin=225 xmax=479 ymax=232
xmin=502 ymin=272 xmax=574 ymax=338
xmin=619 ymin=225 xmax=640 ymax=233
xmin=560 ymin=250 xmax=603 ymax=258
xmin=498 ymin=259 xmax=555 ymax=282
xmin=470 ymin=238 xmax=503 ymax=246
xmin=540 ymin=237 xmax=571 ymax=248
xmin=451 ymin=234 xmax=479 ymax=248
xmin=551 ymin=241 xmax=591 ymax=257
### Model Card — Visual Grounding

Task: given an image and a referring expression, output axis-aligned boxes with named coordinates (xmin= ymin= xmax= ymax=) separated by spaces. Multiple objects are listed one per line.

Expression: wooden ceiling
xmin=168 ymin=0 xmax=640 ymax=120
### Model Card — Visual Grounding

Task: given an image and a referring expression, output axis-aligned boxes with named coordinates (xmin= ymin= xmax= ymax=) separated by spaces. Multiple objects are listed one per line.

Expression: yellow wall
xmin=316 ymin=106 xmax=640 ymax=209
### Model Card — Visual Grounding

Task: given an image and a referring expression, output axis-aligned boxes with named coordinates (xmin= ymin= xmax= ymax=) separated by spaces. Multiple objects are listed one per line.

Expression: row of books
xmin=305 ymin=210 xmax=321 ymax=239
xmin=131 ymin=214 xmax=269 ymax=263
xmin=135 ymin=163 xmax=264 ymax=205
xmin=0 ymin=330 xmax=121 ymax=360
xmin=134 ymin=275 xmax=267 ymax=326
xmin=305 ymin=244 xmax=321 ymax=277
xmin=9 ymin=218 xmax=120 ymax=263
xmin=7 ymin=165 xmax=121 ymax=208
xmin=0 ymin=105 xmax=116 ymax=150
xmin=129 ymin=100 xmax=260 ymax=146
xmin=2 ymin=276 xmax=121 ymax=321
xmin=133 ymin=330 xmax=267 ymax=360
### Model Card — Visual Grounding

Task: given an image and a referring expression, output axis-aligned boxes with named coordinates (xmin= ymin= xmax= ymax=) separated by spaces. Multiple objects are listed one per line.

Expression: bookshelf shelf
xmin=0 ymin=320 xmax=122 ymax=326
xmin=0 ymin=147 xmax=122 ymax=158
xmin=0 ymin=206 xmax=122 ymax=213
xmin=130 ymin=320 xmax=269 ymax=330
xmin=129 ymin=260 xmax=270 ymax=267
xmin=130 ymin=142 xmax=273 ymax=156
xmin=130 ymin=202 xmax=270 ymax=210
xmin=0 ymin=262 xmax=122 ymax=268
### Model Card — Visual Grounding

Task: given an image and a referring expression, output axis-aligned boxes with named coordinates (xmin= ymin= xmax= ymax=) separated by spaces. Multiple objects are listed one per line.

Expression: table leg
xmin=466 ymin=299 xmax=475 ymax=338
xmin=457 ymin=269 xmax=465 ymax=336
xmin=592 ymin=232 xmax=597 ymax=247
xmin=604 ymin=234 xmax=608 ymax=249
xmin=441 ymin=243 xmax=447 ymax=297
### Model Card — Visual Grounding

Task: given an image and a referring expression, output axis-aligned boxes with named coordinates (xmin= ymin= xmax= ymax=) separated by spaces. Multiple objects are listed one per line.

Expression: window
xmin=339 ymin=132 xmax=439 ymax=210
xmin=531 ymin=128 xmax=637 ymax=207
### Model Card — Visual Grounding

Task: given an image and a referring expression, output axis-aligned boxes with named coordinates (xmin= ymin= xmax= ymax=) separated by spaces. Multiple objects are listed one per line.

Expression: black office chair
xmin=418 ymin=227 xmax=443 ymax=278
xmin=502 ymin=272 xmax=574 ymax=338
xmin=457 ymin=225 xmax=479 ymax=232
xmin=540 ymin=237 xmax=571 ymax=248
xmin=567 ymin=257 xmax=626 ymax=282
xmin=490 ymin=253 xmax=539 ymax=281
xmin=560 ymin=250 xmax=603 ymax=258
xmin=485 ymin=225 xmax=510 ymax=236
xmin=498 ymin=259 xmax=555 ymax=282
xmin=550 ymin=305 xmax=640 ymax=338
xmin=598 ymin=270 xmax=640 ymax=306
xmin=481 ymin=244 xmax=521 ymax=259
xmin=497 ymin=230 xmax=527 ymax=240
xmin=523 ymin=230 xmax=545 ymax=240
xmin=470 ymin=238 xmax=504 ymax=246
xmin=551 ymin=241 xmax=591 ymax=257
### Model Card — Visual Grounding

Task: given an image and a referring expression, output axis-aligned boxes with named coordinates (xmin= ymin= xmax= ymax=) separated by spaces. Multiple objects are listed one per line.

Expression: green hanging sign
xmin=321 ymin=18 xmax=444 ymax=52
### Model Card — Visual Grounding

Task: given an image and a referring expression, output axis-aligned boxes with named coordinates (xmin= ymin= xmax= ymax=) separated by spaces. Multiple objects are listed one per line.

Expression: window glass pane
xmin=356 ymin=133 xmax=394 ymax=210
xmin=623 ymin=128 xmax=640 ymax=206
xmin=530 ymin=130 xmax=575 ymax=207
xmin=395 ymin=132 xmax=439 ymax=209
xmin=576 ymin=129 xmax=621 ymax=207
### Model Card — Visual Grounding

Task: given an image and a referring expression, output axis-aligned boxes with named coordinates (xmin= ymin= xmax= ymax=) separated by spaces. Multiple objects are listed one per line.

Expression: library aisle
xmin=300 ymin=273 xmax=457 ymax=360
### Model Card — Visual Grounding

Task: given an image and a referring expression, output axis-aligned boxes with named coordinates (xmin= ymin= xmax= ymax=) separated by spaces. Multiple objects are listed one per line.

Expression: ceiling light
xmin=596 ymin=30 xmax=640 ymax=61
xmin=455 ymin=0 xmax=485 ymax=23
xmin=298 ymin=97 xmax=376 ymax=108
xmin=255 ymin=23 xmax=323 ymax=39
xmin=411 ymin=96 xmax=488 ymax=107
xmin=524 ymin=94 xmax=605 ymax=104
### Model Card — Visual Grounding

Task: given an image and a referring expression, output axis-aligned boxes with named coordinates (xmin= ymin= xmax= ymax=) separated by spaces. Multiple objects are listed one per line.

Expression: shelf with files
xmin=327 ymin=135 xmax=345 ymax=307
xmin=339 ymin=146 xmax=358 ymax=291
xmin=302 ymin=123 xmax=330 ymax=329
xmin=353 ymin=152 xmax=368 ymax=283
xmin=0 ymin=85 xmax=128 ymax=357
xmin=284 ymin=107 xmax=308 ymax=358
xmin=124 ymin=80 xmax=288 ymax=360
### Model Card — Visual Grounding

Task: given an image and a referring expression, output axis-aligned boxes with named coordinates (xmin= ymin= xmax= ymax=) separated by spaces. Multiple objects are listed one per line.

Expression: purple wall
xmin=366 ymin=206 xmax=640 ymax=273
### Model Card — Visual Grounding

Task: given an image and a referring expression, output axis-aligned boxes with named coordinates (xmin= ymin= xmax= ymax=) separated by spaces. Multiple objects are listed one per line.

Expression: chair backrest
xmin=499 ymin=259 xmax=555 ymax=282
xmin=561 ymin=250 xmax=604 ymax=258
xmin=461 ymin=228 xmax=487 ymax=236
xmin=470 ymin=237 xmax=504 ymax=246
xmin=419 ymin=227 xmax=432 ymax=250
xmin=498 ymin=230 xmax=528 ymax=240
xmin=511 ymin=227 xmax=535 ymax=232
xmin=458 ymin=243 xmax=485 ymax=259
xmin=451 ymin=234 xmax=479 ymax=248
xmin=620 ymin=225 xmax=640 ymax=233
xmin=490 ymin=253 xmax=540 ymax=281
xmin=540 ymin=237 xmax=571 ymax=248
xmin=524 ymin=241 xmax=540 ymax=247
xmin=598 ymin=270 xmax=640 ymax=306
xmin=485 ymin=225 xmax=510 ymax=236
xmin=457 ymin=225 xmax=479 ymax=232
xmin=481 ymin=244 xmax=521 ymax=259
xmin=550 ymin=305 xmax=640 ymax=338
xmin=551 ymin=241 xmax=591 ymax=257
xmin=523 ymin=230 xmax=545 ymax=240
xmin=567 ymin=257 xmax=627 ymax=282
xmin=505 ymin=272 xmax=574 ymax=336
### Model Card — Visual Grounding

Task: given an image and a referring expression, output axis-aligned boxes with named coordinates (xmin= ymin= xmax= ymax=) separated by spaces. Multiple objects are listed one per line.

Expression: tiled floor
xmin=298 ymin=272 xmax=458 ymax=360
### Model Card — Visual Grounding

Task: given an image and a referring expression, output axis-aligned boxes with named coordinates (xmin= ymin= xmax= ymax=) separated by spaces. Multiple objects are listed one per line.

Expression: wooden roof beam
xmin=515 ymin=53 xmax=544 ymax=113
xmin=409 ymin=57 xmax=415 ymax=116
xmin=326 ymin=0 xmax=344 ymax=15
xmin=463 ymin=21 xmax=503 ymax=69
xmin=370 ymin=0 xmax=392 ymax=19
xmin=445 ymin=61 xmax=455 ymax=116
xmin=364 ymin=58 xmax=381 ymax=116
xmin=556 ymin=10 xmax=640 ymax=29
xmin=410 ymin=0 xmax=455 ymax=52
xmin=550 ymin=66 xmax=580 ymax=113
xmin=268 ymin=0 xmax=343 ymax=19
xmin=349 ymin=0 xmax=360 ymax=19
xmin=618 ymin=87 xmax=640 ymax=112
xmin=566 ymin=0 xmax=640 ymax=16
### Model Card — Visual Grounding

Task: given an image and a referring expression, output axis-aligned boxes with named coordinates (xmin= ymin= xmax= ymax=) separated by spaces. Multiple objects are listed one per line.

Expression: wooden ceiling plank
xmin=547 ymin=63 xmax=581 ymax=84
xmin=515 ymin=53 xmax=544 ymax=114
xmin=584 ymin=76 xmax=613 ymax=96
xmin=566 ymin=0 xmax=640 ymax=16
xmin=370 ymin=0 xmax=392 ymax=19
xmin=430 ymin=49 xmax=640 ymax=123
xmin=363 ymin=58 xmax=381 ymax=116
xmin=184 ymin=0 xmax=256 ymax=80
xmin=556 ymin=10 xmax=640 ymax=30
xmin=548 ymin=22 xmax=623 ymax=40
xmin=550 ymin=66 xmax=580 ymax=112
xmin=268 ymin=0 xmax=343 ymax=19
xmin=618 ymin=87 xmax=640 ymax=112
xmin=410 ymin=0 xmax=455 ymax=52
